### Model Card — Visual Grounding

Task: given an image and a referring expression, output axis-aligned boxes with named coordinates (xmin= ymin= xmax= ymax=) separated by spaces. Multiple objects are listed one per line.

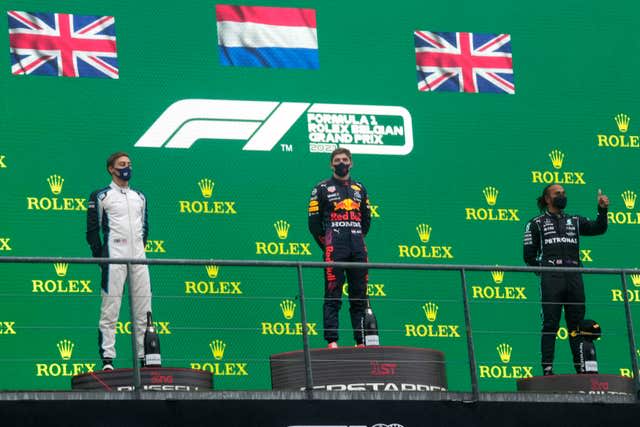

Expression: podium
xmin=517 ymin=374 xmax=635 ymax=396
xmin=270 ymin=346 xmax=447 ymax=391
xmin=72 ymin=367 xmax=213 ymax=391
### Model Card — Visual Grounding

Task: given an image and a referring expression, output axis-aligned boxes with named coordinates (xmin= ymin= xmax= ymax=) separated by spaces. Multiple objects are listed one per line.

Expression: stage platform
xmin=0 ymin=390 xmax=638 ymax=427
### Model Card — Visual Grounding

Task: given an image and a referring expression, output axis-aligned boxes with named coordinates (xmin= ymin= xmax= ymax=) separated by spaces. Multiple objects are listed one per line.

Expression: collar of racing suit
xmin=545 ymin=210 xmax=565 ymax=219
xmin=110 ymin=181 xmax=129 ymax=193
xmin=330 ymin=176 xmax=351 ymax=187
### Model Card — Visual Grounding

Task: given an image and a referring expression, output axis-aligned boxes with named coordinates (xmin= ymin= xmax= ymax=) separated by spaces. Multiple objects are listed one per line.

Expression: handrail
xmin=1 ymin=256 xmax=639 ymax=274
xmin=0 ymin=256 xmax=638 ymax=400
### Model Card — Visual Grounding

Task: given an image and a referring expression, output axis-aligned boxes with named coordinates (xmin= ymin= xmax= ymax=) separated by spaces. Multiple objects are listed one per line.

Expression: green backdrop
xmin=1 ymin=0 xmax=640 ymax=392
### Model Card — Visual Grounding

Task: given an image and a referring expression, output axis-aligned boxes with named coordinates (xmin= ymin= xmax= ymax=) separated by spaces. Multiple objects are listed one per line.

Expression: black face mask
xmin=334 ymin=162 xmax=350 ymax=177
xmin=552 ymin=196 xmax=567 ymax=210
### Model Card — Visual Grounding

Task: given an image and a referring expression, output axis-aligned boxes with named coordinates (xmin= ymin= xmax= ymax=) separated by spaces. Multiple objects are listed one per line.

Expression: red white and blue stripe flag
xmin=216 ymin=5 xmax=318 ymax=69
xmin=415 ymin=31 xmax=514 ymax=94
xmin=8 ymin=10 xmax=118 ymax=79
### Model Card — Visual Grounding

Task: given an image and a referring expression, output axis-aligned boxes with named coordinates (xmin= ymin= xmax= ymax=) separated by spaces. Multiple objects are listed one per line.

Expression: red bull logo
xmin=330 ymin=211 xmax=362 ymax=221
xmin=333 ymin=198 xmax=360 ymax=211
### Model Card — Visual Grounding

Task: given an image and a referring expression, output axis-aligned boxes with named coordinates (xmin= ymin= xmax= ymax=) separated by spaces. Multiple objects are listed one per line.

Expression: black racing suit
xmin=308 ymin=177 xmax=371 ymax=344
xmin=523 ymin=207 xmax=607 ymax=372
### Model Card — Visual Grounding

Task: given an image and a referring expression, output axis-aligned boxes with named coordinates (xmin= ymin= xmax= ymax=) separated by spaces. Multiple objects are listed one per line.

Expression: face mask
xmin=334 ymin=162 xmax=350 ymax=177
xmin=116 ymin=167 xmax=132 ymax=181
xmin=552 ymin=196 xmax=567 ymax=210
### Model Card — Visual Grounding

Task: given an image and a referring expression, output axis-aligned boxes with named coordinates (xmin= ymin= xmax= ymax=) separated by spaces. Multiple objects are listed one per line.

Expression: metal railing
xmin=1 ymin=256 xmax=639 ymax=401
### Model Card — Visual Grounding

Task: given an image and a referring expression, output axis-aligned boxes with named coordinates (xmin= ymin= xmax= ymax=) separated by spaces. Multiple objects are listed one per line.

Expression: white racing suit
xmin=86 ymin=181 xmax=151 ymax=361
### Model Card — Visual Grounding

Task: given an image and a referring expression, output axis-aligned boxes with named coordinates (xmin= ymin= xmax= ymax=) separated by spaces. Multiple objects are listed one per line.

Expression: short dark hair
xmin=106 ymin=151 xmax=130 ymax=172
xmin=536 ymin=184 xmax=554 ymax=212
xmin=330 ymin=148 xmax=352 ymax=161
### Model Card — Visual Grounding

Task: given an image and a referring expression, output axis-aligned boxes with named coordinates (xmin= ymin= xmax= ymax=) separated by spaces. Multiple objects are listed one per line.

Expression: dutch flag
xmin=216 ymin=4 xmax=319 ymax=69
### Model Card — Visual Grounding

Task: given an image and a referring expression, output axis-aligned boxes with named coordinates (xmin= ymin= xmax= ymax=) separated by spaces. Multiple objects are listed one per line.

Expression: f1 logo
xmin=135 ymin=99 xmax=413 ymax=156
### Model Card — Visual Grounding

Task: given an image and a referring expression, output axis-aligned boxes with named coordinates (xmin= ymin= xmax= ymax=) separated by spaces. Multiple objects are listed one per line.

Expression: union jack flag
xmin=8 ymin=11 xmax=119 ymax=79
xmin=415 ymin=31 xmax=514 ymax=94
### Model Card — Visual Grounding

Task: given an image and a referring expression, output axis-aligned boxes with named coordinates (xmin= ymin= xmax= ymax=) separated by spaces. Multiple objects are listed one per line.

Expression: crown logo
xmin=205 ymin=265 xmax=219 ymax=279
xmin=416 ymin=224 xmax=432 ymax=243
xmin=280 ymin=299 xmax=296 ymax=320
xmin=491 ymin=270 xmax=504 ymax=284
xmin=497 ymin=343 xmax=512 ymax=363
xmin=274 ymin=220 xmax=291 ymax=240
xmin=615 ymin=113 xmax=630 ymax=133
xmin=422 ymin=302 xmax=438 ymax=322
xmin=548 ymin=150 xmax=564 ymax=169
xmin=622 ymin=190 xmax=637 ymax=210
xmin=630 ymin=274 xmax=640 ymax=286
xmin=57 ymin=339 xmax=74 ymax=360
xmin=209 ymin=339 xmax=226 ymax=360
xmin=483 ymin=186 xmax=499 ymax=206
xmin=47 ymin=174 xmax=64 ymax=195
xmin=53 ymin=262 xmax=69 ymax=277
xmin=198 ymin=179 xmax=215 ymax=199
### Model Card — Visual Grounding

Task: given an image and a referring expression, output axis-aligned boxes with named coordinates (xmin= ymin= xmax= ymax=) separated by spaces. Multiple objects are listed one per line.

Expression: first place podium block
xmin=270 ymin=346 xmax=447 ymax=392
xmin=72 ymin=367 xmax=213 ymax=391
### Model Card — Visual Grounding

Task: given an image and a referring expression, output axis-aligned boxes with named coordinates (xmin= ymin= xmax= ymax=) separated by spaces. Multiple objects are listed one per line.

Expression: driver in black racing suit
xmin=308 ymin=148 xmax=371 ymax=349
xmin=523 ymin=184 xmax=609 ymax=375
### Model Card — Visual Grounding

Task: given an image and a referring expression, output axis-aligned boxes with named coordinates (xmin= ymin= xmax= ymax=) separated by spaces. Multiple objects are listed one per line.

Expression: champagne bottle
xmin=144 ymin=311 xmax=162 ymax=367
xmin=362 ymin=300 xmax=380 ymax=346
xmin=579 ymin=341 xmax=598 ymax=373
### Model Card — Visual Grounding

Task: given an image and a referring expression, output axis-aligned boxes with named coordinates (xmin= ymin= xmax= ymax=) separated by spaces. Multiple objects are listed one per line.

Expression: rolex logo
xmin=47 ymin=174 xmax=64 ymax=195
xmin=615 ymin=113 xmax=630 ymax=133
xmin=209 ymin=339 xmax=226 ymax=360
xmin=497 ymin=343 xmax=512 ymax=363
xmin=422 ymin=302 xmax=438 ymax=322
xmin=53 ymin=263 xmax=69 ymax=277
xmin=274 ymin=220 xmax=291 ymax=240
xmin=630 ymin=274 xmax=640 ymax=286
xmin=57 ymin=339 xmax=74 ymax=360
xmin=280 ymin=299 xmax=296 ymax=320
xmin=205 ymin=265 xmax=219 ymax=279
xmin=198 ymin=179 xmax=215 ymax=199
xmin=491 ymin=270 xmax=504 ymax=284
xmin=483 ymin=187 xmax=499 ymax=206
xmin=622 ymin=190 xmax=637 ymax=210
xmin=416 ymin=224 xmax=432 ymax=243
xmin=549 ymin=149 xmax=564 ymax=169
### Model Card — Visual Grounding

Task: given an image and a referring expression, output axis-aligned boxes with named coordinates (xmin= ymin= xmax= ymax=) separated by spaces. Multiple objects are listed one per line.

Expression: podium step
xmin=516 ymin=374 xmax=635 ymax=396
xmin=72 ymin=367 xmax=212 ymax=391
